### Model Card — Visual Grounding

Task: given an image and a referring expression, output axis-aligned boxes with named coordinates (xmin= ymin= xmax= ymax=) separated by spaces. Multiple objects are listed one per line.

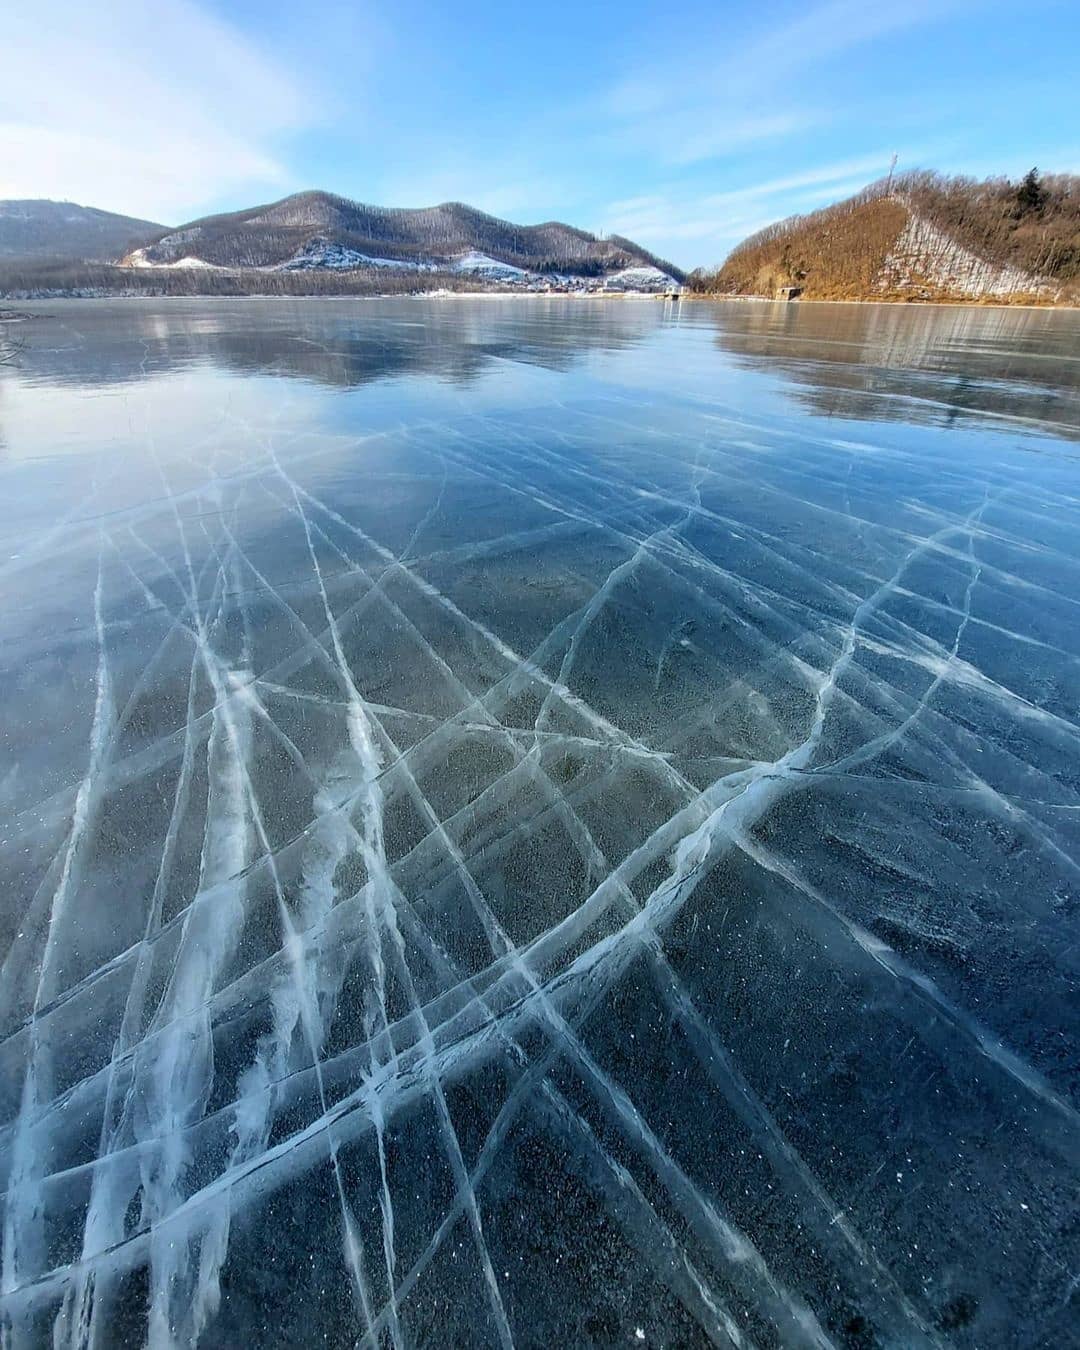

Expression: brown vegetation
xmin=694 ymin=192 xmax=907 ymax=300
xmin=689 ymin=169 xmax=1080 ymax=304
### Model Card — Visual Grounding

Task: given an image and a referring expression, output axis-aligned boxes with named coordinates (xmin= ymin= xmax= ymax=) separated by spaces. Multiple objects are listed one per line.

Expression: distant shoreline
xmin=0 ymin=288 xmax=683 ymax=304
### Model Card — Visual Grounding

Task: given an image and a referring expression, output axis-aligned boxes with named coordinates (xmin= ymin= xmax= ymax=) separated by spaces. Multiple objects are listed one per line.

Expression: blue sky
xmin=2 ymin=0 xmax=1078 ymax=266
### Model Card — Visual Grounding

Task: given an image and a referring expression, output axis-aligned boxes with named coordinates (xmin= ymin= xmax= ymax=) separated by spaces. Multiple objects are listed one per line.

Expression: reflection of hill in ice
xmin=10 ymin=296 xmax=664 ymax=391
xmin=0 ymin=298 xmax=1078 ymax=1348
xmin=709 ymin=300 xmax=1080 ymax=440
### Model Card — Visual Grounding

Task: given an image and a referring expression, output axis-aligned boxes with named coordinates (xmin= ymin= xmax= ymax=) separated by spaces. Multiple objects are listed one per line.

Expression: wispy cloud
xmin=601 ymin=151 xmax=909 ymax=267
xmin=593 ymin=0 xmax=964 ymax=171
xmin=700 ymin=153 xmax=903 ymax=209
xmin=0 ymin=0 xmax=318 ymax=222
xmin=738 ymin=0 xmax=966 ymax=82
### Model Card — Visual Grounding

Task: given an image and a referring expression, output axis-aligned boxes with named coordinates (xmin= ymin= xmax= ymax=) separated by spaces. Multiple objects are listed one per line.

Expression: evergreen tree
xmin=1016 ymin=167 xmax=1047 ymax=215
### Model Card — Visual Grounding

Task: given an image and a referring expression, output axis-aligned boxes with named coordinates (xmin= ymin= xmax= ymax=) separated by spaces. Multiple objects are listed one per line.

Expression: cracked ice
xmin=0 ymin=297 xmax=1078 ymax=1349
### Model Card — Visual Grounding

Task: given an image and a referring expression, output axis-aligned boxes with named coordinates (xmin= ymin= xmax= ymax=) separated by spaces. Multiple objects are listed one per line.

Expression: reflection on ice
xmin=0 ymin=297 xmax=1078 ymax=1348
xmin=711 ymin=300 xmax=1080 ymax=438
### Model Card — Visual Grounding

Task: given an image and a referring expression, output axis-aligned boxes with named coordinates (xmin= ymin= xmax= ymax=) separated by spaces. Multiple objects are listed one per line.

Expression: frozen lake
xmin=0 ymin=297 xmax=1078 ymax=1348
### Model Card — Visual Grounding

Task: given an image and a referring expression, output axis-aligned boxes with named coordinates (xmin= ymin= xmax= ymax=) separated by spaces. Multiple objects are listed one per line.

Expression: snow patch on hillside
xmin=451 ymin=252 xmax=528 ymax=277
xmin=116 ymin=236 xmax=679 ymax=293
xmin=603 ymin=266 xmax=680 ymax=293
xmin=877 ymin=212 xmax=1057 ymax=299
xmin=280 ymin=239 xmax=438 ymax=272
xmin=123 ymin=248 xmax=222 ymax=271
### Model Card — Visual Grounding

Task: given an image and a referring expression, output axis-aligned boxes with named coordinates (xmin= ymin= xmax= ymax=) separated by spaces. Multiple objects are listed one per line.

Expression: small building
xmin=776 ymin=285 xmax=803 ymax=301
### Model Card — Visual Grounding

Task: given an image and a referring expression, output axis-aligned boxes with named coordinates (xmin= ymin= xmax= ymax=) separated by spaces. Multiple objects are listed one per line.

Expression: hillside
xmin=0 ymin=200 xmax=166 ymax=261
xmin=0 ymin=190 xmax=682 ymax=297
xmin=690 ymin=170 xmax=1080 ymax=304
xmin=121 ymin=190 xmax=683 ymax=285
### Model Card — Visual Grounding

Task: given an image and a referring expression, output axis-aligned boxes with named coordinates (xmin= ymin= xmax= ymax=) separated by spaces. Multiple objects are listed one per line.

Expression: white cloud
xmin=698 ymin=153 xmax=902 ymax=210
xmin=0 ymin=0 xmax=317 ymax=222
xmin=601 ymin=151 xmax=913 ymax=267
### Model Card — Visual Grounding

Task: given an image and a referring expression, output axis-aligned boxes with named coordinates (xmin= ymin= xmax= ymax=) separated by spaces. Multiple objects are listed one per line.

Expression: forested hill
xmin=689 ymin=170 xmax=1080 ymax=304
xmin=123 ymin=190 xmax=683 ymax=280
xmin=0 ymin=190 xmax=684 ymax=297
xmin=0 ymin=200 xmax=166 ymax=262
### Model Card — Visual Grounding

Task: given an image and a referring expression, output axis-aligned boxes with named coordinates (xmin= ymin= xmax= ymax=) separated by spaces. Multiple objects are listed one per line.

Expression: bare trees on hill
xmin=690 ymin=169 xmax=1080 ymax=301
xmin=690 ymin=192 xmax=907 ymax=299
xmin=135 ymin=192 xmax=685 ymax=280
xmin=900 ymin=169 xmax=1079 ymax=282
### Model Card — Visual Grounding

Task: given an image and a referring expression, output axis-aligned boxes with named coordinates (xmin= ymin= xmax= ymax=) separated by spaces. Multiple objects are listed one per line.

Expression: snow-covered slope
xmin=603 ymin=266 xmax=680 ymax=293
xmin=876 ymin=212 xmax=1056 ymax=299
xmin=451 ymin=251 xmax=528 ymax=278
xmin=124 ymin=248 xmax=223 ymax=271
xmin=279 ymin=239 xmax=437 ymax=272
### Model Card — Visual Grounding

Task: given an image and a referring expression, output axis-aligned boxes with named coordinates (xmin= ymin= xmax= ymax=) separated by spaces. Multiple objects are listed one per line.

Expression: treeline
xmin=0 ymin=258 xmax=513 ymax=300
xmin=900 ymin=170 xmax=1080 ymax=281
xmin=689 ymin=169 xmax=1080 ymax=302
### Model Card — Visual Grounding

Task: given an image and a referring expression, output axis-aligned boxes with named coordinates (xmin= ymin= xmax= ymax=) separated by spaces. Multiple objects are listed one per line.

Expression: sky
xmin=1 ymin=0 xmax=1078 ymax=268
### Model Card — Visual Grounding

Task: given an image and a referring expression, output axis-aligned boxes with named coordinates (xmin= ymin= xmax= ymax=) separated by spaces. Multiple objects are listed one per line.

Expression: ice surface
xmin=0 ymin=296 xmax=1077 ymax=1348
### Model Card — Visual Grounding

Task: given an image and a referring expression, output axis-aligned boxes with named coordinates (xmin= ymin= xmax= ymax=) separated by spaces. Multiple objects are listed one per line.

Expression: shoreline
xmin=4 ymin=291 xmax=1078 ymax=314
xmin=685 ymin=293 xmax=1080 ymax=313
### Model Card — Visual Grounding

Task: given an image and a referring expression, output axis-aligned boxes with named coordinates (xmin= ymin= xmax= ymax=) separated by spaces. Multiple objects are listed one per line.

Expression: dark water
xmin=0 ymin=297 xmax=1078 ymax=1349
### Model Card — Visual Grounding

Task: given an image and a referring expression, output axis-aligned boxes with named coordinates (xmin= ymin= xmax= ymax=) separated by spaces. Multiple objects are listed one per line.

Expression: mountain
xmin=0 ymin=200 xmax=166 ymax=262
xmin=120 ymin=190 xmax=684 ymax=285
xmin=689 ymin=170 xmax=1080 ymax=304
